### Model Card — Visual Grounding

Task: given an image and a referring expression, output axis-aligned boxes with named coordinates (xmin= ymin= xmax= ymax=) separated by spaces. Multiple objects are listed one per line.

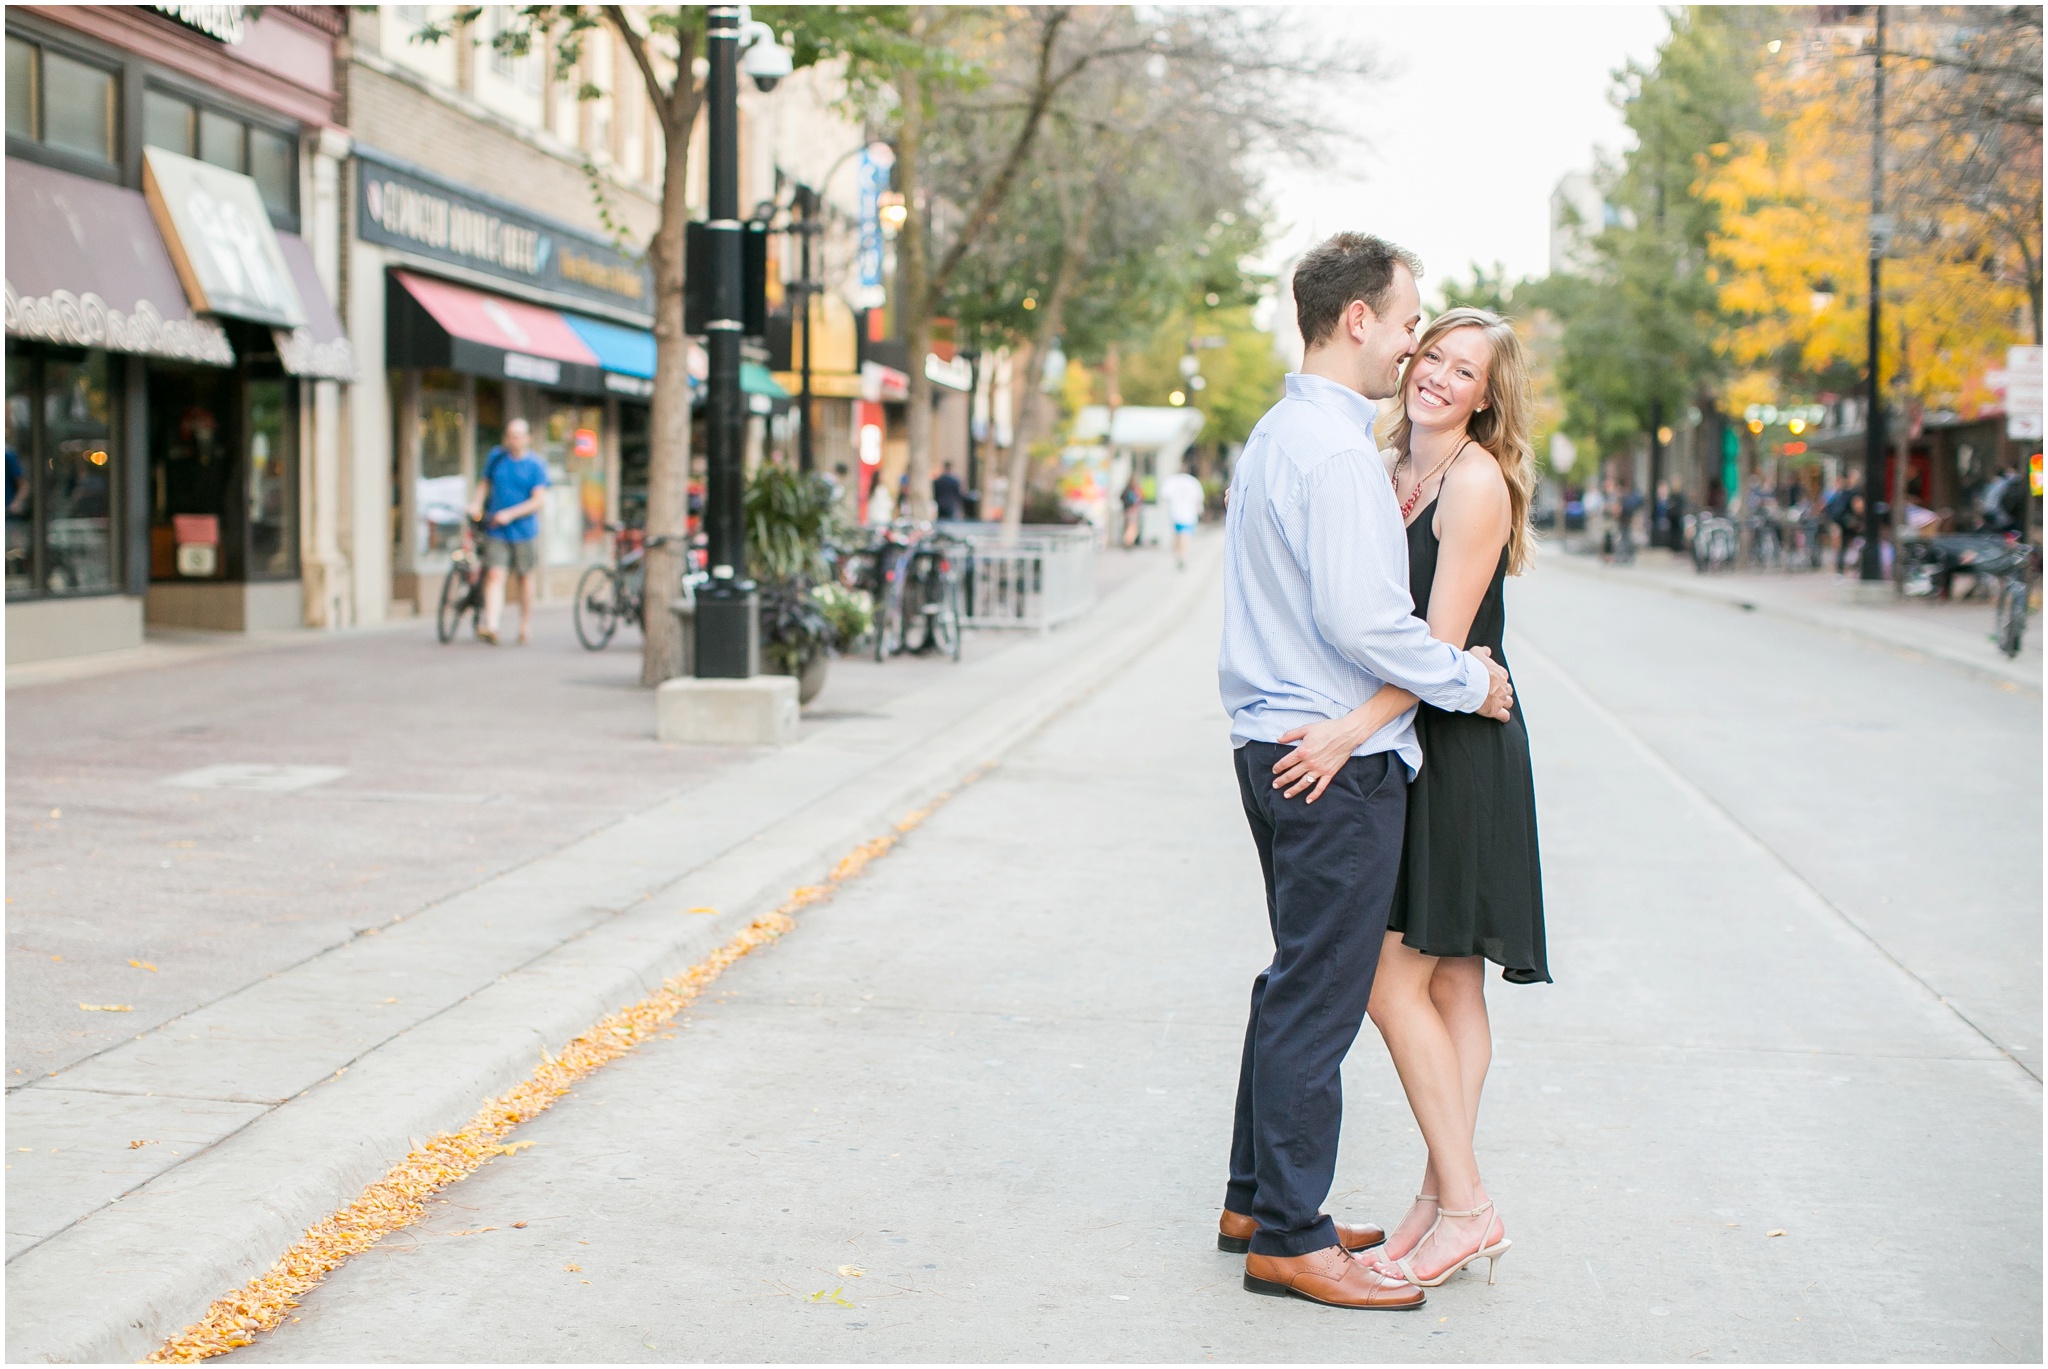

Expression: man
xmin=1216 ymin=231 xmax=1514 ymax=1311
xmin=467 ymin=418 xmax=549 ymax=646
xmin=1162 ymin=463 xmax=1206 ymax=569
xmin=931 ymin=460 xmax=966 ymax=521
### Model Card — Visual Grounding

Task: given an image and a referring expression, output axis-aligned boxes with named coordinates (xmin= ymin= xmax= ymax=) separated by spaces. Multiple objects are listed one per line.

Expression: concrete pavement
xmin=2 ymin=544 xmax=1183 ymax=1363
xmin=228 ymin=553 xmax=2040 ymax=1363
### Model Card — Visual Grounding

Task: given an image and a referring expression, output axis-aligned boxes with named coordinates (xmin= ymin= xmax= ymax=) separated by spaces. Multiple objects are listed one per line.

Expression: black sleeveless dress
xmin=1388 ymin=491 xmax=1550 ymax=984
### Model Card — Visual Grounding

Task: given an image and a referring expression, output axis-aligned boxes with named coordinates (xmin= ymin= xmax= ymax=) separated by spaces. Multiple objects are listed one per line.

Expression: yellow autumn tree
xmin=1701 ymin=15 xmax=2036 ymax=417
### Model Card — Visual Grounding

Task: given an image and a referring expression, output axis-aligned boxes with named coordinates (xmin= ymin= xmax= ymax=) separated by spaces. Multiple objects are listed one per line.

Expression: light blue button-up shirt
xmin=1218 ymin=372 xmax=1488 ymax=776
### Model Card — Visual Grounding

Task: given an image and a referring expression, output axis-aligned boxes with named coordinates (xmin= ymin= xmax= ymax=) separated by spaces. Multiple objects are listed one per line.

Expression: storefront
xmin=5 ymin=5 xmax=351 ymax=661
xmin=350 ymin=150 xmax=657 ymax=604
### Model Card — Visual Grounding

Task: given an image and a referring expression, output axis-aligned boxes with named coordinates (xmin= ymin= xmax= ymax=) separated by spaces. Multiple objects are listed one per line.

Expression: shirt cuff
xmin=1456 ymin=651 xmax=1490 ymax=713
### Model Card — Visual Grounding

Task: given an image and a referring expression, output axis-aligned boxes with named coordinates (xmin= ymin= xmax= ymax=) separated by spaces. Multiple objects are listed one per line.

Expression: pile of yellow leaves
xmin=147 ymin=768 xmax=985 ymax=1363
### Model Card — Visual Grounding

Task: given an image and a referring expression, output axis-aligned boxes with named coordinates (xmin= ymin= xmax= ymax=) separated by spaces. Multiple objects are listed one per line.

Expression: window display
xmin=5 ymin=349 xmax=117 ymax=599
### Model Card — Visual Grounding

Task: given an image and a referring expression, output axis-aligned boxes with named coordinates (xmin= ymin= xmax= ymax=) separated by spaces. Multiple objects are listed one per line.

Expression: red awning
xmin=391 ymin=270 xmax=599 ymax=375
xmin=4 ymin=157 xmax=234 ymax=366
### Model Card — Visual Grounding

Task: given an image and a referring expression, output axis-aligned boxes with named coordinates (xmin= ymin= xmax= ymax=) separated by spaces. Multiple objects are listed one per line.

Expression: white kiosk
xmin=1072 ymin=405 xmax=1208 ymax=546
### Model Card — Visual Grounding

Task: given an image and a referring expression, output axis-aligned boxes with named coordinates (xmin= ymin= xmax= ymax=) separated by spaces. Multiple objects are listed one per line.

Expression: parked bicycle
xmin=1690 ymin=513 xmax=1737 ymax=574
xmin=435 ymin=519 xmax=489 ymax=643
xmin=836 ymin=523 xmax=967 ymax=662
xmin=1994 ymin=542 xmax=2036 ymax=659
xmin=574 ymin=527 xmax=701 ymax=651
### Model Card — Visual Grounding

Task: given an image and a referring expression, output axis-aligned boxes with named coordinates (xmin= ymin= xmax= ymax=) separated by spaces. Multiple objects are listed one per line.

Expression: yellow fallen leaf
xmin=382 ymin=997 xmax=398 ymax=1004
xmin=563 ymin=1263 xmax=581 ymax=1273
xmin=130 ymin=959 xmax=159 ymax=973
xmin=79 ymin=1003 xmax=133 ymax=1012
xmin=49 ymin=955 xmax=60 ymax=962
xmin=49 ymin=808 xmax=60 ymax=818
xmin=129 ymin=1139 xmax=159 ymax=1149
xmin=686 ymin=906 xmax=718 ymax=915
xmin=837 ymin=1265 xmax=864 ymax=1278
xmin=1766 ymin=1229 xmax=1787 ymax=1237
xmin=485 ymin=1140 xmax=535 ymax=1156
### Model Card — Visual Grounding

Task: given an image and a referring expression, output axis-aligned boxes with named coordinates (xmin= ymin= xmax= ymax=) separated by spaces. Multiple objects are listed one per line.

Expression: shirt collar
xmin=1286 ymin=372 xmax=1383 ymax=449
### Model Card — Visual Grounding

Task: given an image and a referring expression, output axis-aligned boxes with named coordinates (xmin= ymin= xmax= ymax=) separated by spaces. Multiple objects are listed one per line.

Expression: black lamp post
xmin=695 ymin=5 xmax=756 ymax=676
xmin=1860 ymin=7 xmax=1888 ymax=582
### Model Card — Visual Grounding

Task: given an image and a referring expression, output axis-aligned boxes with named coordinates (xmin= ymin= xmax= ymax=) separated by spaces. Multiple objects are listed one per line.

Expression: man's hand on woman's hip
xmin=1470 ymin=646 xmax=1513 ymax=721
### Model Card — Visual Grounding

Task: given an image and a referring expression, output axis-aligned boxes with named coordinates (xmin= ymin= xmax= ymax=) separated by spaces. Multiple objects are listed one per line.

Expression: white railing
xmin=940 ymin=521 xmax=1098 ymax=632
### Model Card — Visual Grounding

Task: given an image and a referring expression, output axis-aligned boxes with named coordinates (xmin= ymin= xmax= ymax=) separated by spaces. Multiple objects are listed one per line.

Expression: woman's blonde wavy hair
xmin=1378 ymin=307 xmax=1538 ymax=575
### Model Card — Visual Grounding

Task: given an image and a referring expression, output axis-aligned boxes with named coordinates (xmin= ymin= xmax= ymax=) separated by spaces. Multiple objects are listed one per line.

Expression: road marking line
xmin=145 ymin=775 xmax=983 ymax=1363
xmin=1511 ymin=630 xmax=2034 ymax=1082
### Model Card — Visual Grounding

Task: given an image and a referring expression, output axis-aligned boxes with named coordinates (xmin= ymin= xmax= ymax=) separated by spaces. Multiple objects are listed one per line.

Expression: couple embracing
xmin=1215 ymin=232 xmax=1548 ymax=1310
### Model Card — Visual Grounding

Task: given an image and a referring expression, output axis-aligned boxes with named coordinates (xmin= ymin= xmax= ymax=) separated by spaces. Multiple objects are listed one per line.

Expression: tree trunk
xmin=896 ymin=53 xmax=934 ymax=522
xmin=628 ymin=34 xmax=698 ymax=686
xmin=999 ymin=169 xmax=1107 ymax=539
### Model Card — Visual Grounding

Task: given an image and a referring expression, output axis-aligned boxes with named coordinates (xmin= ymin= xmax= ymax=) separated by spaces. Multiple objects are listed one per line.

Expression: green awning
xmin=741 ymin=361 xmax=789 ymax=399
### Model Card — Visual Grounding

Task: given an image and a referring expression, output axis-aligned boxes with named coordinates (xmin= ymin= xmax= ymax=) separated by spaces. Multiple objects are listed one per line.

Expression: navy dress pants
xmin=1224 ymin=741 xmax=1406 ymax=1257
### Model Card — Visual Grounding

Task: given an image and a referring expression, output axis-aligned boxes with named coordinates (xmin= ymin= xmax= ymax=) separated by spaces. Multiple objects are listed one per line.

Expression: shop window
xmin=143 ymin=89 xmax=195 ymax=156
xmin=538 ymin=401 xmax=605 ymax=566
xmin=7 ymin=37 xmax=37 ymax=142
xmin=142 ymin=84 xmax=298 ymax=229
xmin=416 ymin=370 xmax=466 ymax=560
xmin=6 ymin=348 xmax=119 ymax=600
xmin=619 ymin=400 xmax=649 ymax=531
xmin=246 ymin=378 xmax=296 ymax=579
xmin=247 ymin=127 xmax=294 ymax=221
xmin=6 ymin=354 xmax=35 ymax=596
xmin=6 ymin=35 xmax=118 ymax=166
xmin=197 ymin=106 xmax=243 ymax=172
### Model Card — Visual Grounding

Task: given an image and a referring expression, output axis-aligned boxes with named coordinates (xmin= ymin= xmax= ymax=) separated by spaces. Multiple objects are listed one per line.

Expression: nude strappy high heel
xmin=1395 ymin=1199 xmax=1511 ymax=1288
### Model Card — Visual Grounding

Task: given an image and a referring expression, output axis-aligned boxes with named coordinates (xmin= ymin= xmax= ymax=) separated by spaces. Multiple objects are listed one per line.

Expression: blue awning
xmin=564 ymin=313 xmax=656 ymax=396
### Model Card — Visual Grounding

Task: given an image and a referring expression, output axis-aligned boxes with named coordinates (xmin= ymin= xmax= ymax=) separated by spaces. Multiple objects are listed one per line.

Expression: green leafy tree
xmin=1546 ymin=7 xmax=1773 ymax=467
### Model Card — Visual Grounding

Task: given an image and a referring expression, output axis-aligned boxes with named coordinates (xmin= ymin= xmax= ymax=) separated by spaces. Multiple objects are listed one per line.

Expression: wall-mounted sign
xmin=855 ymin=143 xmax=891 ymax=311
xmin=356 ymin=150 xmax=652 ymax=320
xmin=143 ymin=147 xmax=305 ymax=328
xmin=152 ymin=4 xmax=246 ymax=45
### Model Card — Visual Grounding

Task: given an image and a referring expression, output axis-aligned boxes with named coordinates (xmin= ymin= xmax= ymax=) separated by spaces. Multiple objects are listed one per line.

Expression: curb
xmin=1540 ymin=553 xmax=2041 ymax=694
xmin=5 ymin=539 xmax=1222 ymax=1365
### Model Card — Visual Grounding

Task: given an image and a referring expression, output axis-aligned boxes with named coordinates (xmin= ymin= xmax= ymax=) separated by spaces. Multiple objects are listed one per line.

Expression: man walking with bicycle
xmin=468 ymin=418 xmax=549 ymax=646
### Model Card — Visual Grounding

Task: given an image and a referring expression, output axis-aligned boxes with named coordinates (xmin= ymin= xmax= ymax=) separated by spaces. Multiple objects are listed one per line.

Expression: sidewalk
xmin=3 ymin=537 xmax=1212 ymax=1364
xmin=1544 ymin=546 xmax=2042 ymax=692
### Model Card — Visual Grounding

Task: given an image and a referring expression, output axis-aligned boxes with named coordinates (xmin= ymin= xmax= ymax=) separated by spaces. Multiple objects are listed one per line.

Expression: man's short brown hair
xmin=1292 ymin=232 xmax=1424 ymax=349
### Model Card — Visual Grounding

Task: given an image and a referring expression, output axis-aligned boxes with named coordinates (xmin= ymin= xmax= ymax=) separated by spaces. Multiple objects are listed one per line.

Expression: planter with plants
xmin=744 ymin=463 xmax=869 ymax=704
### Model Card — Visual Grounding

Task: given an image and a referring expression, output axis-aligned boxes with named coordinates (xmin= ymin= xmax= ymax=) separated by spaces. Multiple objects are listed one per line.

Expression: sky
xmin=1257 ymin=5 xmax=1675 ymax=322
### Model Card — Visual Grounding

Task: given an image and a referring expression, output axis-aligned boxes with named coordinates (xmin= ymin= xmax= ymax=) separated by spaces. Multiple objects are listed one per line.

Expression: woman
xmin=1267 ymin=307 xmax=1547 ymax=1289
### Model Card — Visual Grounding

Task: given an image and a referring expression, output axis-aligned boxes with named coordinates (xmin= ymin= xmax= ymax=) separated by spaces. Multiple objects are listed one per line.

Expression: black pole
xmin=1648 ymin=398 xmax=1665 ymax=548
xmin=695 ymin=6 xmax=758 ymax=675
xmin=1860 ymin=7 xmax=1887 ymax=582
xmin=795 ymin=184 xmax=817 ymax=475
xmin=962 ymin=345 xmax=981 ymax=505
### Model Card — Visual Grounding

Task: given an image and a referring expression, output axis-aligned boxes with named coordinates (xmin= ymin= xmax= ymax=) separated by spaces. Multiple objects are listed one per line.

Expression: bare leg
xmin=1430 ymin=956 xmax=1491 ymax=1134
xmin=1367 ymin=937 xmax=1503 ymax=1280
xmin=516 ymin=569 xmax=537 ymax=644
xmin=1381 ymin=955 xmax=1486 ymax=1261
xmin=481 ymin=566 xmax=508 ymax=638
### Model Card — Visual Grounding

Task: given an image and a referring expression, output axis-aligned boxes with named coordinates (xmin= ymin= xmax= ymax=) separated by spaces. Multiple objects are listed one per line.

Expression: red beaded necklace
xmin=1394 ymin=437 xmax=1471 ymax=520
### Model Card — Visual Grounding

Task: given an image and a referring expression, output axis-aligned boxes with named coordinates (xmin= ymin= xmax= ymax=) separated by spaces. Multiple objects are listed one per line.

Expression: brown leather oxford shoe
xmin=1217 ymin=1208 xmax=1386 ymax=1255
xmin=1243 ymin=1245 xmax=1425 ymax=1310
